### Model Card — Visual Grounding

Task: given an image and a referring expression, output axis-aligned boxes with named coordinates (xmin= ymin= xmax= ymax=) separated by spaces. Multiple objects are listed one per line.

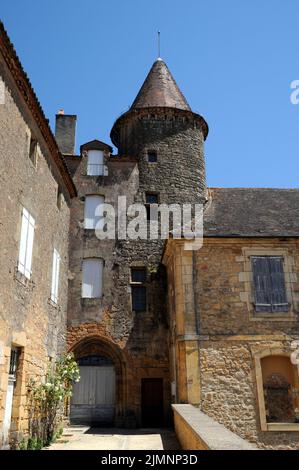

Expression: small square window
xmin=131 ymin=268 xmax=147 ymax=283
xmin=146 ymin=193 xmax=158 ymax=205
xmin=148 ymin=151 xmax=157 ymax=163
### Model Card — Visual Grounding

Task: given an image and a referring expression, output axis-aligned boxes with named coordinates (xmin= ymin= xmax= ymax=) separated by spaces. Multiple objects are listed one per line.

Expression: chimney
xmin=55 ymin=112 xmax=77 ymax=155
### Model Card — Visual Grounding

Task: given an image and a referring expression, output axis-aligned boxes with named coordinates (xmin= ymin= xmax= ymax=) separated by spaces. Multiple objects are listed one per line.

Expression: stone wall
xmin=0 ymin=58 xmax=71 ymax=447
xmin=65 ymin=146 xmax=171 ymax=426
xmin=163 ymin=237 xmax=299 ymax=449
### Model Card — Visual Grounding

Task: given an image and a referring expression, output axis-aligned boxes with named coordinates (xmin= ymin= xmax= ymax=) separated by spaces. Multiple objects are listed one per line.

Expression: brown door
xmin=141 ymin=378 xmax=164 ymax=427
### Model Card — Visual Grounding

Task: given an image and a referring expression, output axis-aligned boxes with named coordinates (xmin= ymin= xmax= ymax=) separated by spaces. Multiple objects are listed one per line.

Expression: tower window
xmin=146 ymin=193 xmax=158 ymax=205
xmin=131 ymin=268 xmax=147 ymax=312
xmin=145 ymin=193 xmax=159 ymax=221
xmin=147 ymin=150 xmax=157 ymax=163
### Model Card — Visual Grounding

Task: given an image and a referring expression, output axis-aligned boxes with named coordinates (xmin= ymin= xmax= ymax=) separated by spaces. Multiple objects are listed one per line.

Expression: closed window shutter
xmin=252 ymin=257 xmax=271 ymax=312
xmin=269 ymin=257 xmax=288 ymax=312
xmin=51 ymin=249 xmax=61 ymax=303
xmin=84 ymin=196 xmax=104 ymax=229
xmin=252 ymin=256 xmax=288 ymax=313
xmin=18 ymin=209 xmax=29 ymax=275
xmin=87 ymin=150 xmax=104 ymax=176
xmin=82 ymin=259 xmax=103 ymax=298
xmin=18 ymin=208 xmax=35 ymax=279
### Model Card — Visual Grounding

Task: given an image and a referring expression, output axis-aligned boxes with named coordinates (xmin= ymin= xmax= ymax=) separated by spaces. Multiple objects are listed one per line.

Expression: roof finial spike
xmin=157 ymin=30 xmax=162 ymax=60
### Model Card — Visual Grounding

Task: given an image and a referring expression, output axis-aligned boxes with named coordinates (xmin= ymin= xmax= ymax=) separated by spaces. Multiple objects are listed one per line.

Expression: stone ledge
xmin=172 ymin=404 xmax=258 ymax=450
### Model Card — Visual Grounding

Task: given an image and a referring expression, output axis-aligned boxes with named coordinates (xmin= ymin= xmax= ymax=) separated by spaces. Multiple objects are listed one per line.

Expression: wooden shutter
xmin=87 ymin=150 xmax=104 ymax=176
xmin=18 ymin=208 xmax=35 ymax=279
xmin=84 ymin=196 xmax=104 ymax=229
xmin=269 ymin=256 xmax=288 ymax=312
xmin=252 ymin=256 xmax=288 ymax=313
xmin=82 ymin=259 xmax=103 ymax=298
xmin=252 ymin=257 xmax=271 ymax=312
xmin=51 ymin=249 xmax=61 ymax=303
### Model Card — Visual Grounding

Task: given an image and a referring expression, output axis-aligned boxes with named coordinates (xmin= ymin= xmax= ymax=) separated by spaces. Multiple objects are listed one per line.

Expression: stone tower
xmin=66 ymin=58 xmax=208 ymax=428
xmin=111 ymin=58 xmax=208 ymax=206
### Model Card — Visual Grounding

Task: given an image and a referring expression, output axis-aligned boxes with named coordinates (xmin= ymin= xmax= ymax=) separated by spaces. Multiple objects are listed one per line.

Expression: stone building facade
xmin=62 ymin=59 xmax=208 ymax=428
xmin=163 ymin=191 xmax=299 ymax=449
xmin=1 ymin=18 xmax=299 ymax=451
xmin=0 ymin=22 xmax=76 ymax=448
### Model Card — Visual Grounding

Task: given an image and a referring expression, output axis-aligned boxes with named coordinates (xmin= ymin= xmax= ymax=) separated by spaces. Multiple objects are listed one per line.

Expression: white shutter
xmin=82 ymin=259 xmax=103 ymax=298
xmin=18 ymin=208 xmax=35 ymax=279
xmin=87 ymin=150 xmax=104 ymax=176
xmin=18 ymin=209 xmax=29 ymax=275
xmin=51 ymin=249 xmax=61 ymax=303
xmin=84 ymin=195 xmax=104 ymax=229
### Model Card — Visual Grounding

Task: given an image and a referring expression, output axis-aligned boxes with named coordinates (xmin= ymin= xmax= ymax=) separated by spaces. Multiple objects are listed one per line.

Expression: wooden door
xmin=141 ymin=378 xmax=164 ymax=427
xmin=71 ymin=365 xmax=115 ymax=425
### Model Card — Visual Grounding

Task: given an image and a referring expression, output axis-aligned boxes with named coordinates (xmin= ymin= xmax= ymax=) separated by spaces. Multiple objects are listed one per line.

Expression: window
xmin=251 ymin=256 xmax=288 ymax=313
xmin=29 ymin=138 xmax=37 ymax=166
xmin=255 ymin=351 xmax=299 ymax=431
xmin=57 ymin=187 xmax=63 ymax=210
xmin=131 ymin=268 xmax=146 ymax=311
xmin=82 ymin=258 xmax=103 ymax=298
xmin=87 ymin=150 xmax=104 ymax=176
xmin=146 ymin=193 xmax=159 ymax=205
xmin=51 ymin=249 xmax=61 ymax=304
xmin=147 ymin=150 xmax=157 ymax=163
xmin=18 ymin=208 xmax=35 ymax=279
xmin=84 ymin=195 xmax=104 ymax=229
xmin=145 ymin=193 xmax=159 ymax=221
xmin=9 ymin=347 xmax=21 ymax=378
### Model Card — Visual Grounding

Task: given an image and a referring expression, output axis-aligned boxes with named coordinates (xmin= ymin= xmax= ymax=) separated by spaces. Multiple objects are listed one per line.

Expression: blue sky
xmin=1 ymin=0 xmax=299 ymax=187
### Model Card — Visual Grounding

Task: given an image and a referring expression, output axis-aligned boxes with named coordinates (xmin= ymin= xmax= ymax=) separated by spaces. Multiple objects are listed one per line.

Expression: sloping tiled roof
xmin=0 ymin=21 xmax=76 ymax=198
xmin=204 ymin=188 xmax=299 ymax=237
xmin=131 ymin=59 xmax=191 ymax=111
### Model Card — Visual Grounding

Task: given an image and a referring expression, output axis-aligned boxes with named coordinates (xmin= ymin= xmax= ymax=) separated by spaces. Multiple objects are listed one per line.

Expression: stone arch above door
xmin=69 ymin=336 xmax=127 ymax=427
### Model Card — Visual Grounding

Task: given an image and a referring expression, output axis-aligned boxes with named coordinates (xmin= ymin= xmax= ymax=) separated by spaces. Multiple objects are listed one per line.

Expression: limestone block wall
xmin=66 ymin=149 xmax=171 ymax=426
xmin=164 ymin=237 xmax=299 ymax=449
xmin=0 ymin=62 xmax=71 ymax=446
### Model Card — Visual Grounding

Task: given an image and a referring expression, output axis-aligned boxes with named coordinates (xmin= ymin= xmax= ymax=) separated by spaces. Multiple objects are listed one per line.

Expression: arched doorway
xmin=69 ymin=337 xmax=126 ymax=426
xmin=71 ymin=354 xmax=116 ymax=425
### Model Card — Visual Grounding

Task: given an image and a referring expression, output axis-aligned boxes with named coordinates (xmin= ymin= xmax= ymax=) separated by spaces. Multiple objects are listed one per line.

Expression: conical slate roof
xmin=131 ymin=58 xmax=191 ymax=111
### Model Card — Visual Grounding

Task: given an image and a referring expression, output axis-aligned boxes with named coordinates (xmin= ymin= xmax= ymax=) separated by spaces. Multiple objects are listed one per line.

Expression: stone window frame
xmin=130 ymin=266 xmax=147 ymax=313
xmin=81 ymin=257 xmax=104 ymax=300
xmin=254 ymin=349 xmax=299 ymax=432
xmin=147 ymin=149 xmax=158 ymax=164
xmin=241 ymin=248 xmax=296 ymax=321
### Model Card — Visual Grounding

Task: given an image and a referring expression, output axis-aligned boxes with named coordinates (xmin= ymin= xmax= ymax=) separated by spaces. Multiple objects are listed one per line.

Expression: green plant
xmin=18 ymin=438 xmax=27 ymax=450
xmin=26 ymin=353 xmax=80 ymax=449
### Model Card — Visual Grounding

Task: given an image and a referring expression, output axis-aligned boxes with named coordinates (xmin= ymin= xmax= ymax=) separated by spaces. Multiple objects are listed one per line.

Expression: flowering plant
xmin=26 ymin=353 xmax=80 ymax=449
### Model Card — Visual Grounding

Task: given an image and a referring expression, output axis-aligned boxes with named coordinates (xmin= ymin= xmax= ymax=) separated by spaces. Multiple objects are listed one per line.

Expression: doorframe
xmin=70 ymin=336 xmax=127 ymax=427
